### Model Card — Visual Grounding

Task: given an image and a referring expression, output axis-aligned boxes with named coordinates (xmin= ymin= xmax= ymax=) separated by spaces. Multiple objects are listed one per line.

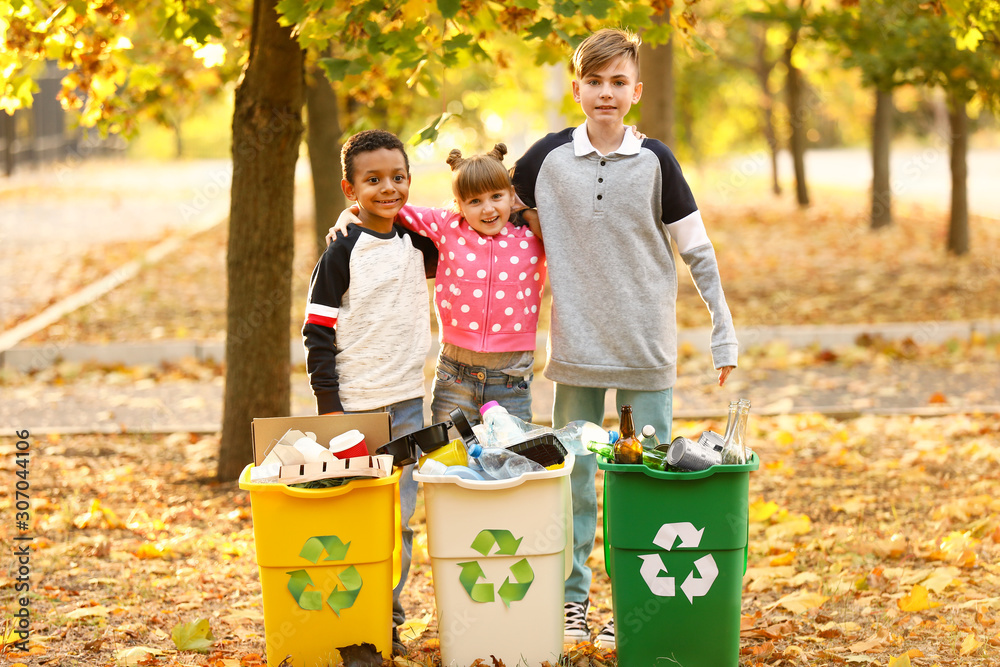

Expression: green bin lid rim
xmin=597 ymin=452 xmax=759 ymax=479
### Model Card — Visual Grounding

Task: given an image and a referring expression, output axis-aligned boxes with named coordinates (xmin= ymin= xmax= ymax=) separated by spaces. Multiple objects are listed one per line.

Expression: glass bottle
xmin=720 ymin=400 xmax=745 ymax=465
xmin=736 ymin=398 xmax=752 ymax=462
xmin=613 ymin=405 xmax=643 ymax=465
xmin=639 ymin=425 xmax=660 ymax=450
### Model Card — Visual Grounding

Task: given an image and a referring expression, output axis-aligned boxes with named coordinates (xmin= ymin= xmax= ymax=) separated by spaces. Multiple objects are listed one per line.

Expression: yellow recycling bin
xmin=240 ymin=414 xmax=401 ymax=667
xmin=414 ymin=454 xmax=574 ymax=667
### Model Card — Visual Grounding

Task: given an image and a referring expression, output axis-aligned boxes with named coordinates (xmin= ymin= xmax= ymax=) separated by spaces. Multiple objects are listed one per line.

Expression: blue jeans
xmin=430 ymin=355 xmax=533 ymax=425
xmin=349 ymin=396 xmax=423 ymax=627
xmin=551 ymin=384 xmax=673 ymax=603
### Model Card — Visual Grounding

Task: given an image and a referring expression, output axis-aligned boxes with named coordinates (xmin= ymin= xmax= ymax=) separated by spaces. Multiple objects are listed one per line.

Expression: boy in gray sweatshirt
xmin=510 ymin=27 xmax=738 ymax=650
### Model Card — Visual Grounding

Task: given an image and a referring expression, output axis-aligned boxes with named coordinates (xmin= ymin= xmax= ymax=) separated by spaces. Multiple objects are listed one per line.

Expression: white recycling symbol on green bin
xmin=457 ymin=529 xmax=534 ymax=608
xmin=286 ymin=535 xmax=362 ymax=616
xmin=639 ymin=522 xmax=718 ymax=603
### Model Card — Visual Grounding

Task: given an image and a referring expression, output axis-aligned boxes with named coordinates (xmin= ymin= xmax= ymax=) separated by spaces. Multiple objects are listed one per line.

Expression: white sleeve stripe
xmin=666 ymin=209 xmax=710 ymax=254
xmin=306 ymin=303 xmax=339 ymax=318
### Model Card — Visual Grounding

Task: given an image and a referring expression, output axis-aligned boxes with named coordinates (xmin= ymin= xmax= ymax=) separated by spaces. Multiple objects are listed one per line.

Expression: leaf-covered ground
xmin=17 ymin=192 xmax=1000 ymax=346
xmin=3 ymin=410 xmax=1000 ymax=666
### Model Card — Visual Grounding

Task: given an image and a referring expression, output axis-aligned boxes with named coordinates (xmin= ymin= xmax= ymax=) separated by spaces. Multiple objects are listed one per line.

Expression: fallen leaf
xmin=396 ymin=612 xmax=432 ymax=643
xmin=960 ymin=632 xmax=983 ymax=655
xmin=171 ymin=618 xmax=215 ymax=652
xmin=887 ymin=654 xmax=911 ymax=667
xmin=767 ymin=590 xmax=829 ymax=614
xmin=928 ymin=392 xmax=948 ymax=404
xmin=849 ymin=626 xmax=891 ymax=653
xmin=66 ymin=605 xmax=113 ymax=619
xmin=898 ymin=585 xmax=941 ymax=612
xmin=116 ymin=647 xmax=164 ymax=666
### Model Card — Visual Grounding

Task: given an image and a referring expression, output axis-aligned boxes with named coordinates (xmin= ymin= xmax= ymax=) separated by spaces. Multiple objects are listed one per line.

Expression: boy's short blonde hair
xmin=572 ymin=28 xmax=641 ymax=79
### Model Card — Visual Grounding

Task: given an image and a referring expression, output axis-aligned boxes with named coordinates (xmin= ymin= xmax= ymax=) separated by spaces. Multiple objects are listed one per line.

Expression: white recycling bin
xmin=414 ymin=454 xmax=574 ymax=667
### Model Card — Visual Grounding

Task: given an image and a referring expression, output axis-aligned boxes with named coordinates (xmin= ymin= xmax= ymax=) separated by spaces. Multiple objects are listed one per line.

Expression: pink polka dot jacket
xmin=398 ymin=204 xmax=547 ymax=353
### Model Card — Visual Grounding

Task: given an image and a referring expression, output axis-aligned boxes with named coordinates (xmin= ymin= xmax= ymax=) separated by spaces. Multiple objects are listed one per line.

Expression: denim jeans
xmin=551 ymin=384 xmax=674 ymax=603
xmin=430 ymin=355 xmax=533 ymax=424
xmin=348 ymin=396 xmax=424 ymax=627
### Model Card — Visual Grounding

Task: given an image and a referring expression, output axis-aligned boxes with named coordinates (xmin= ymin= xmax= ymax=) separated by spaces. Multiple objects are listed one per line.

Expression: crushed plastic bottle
xmin=479 ymin=401 xmax=534 ymax=448
xmin=475 ymin=446 xmax=545 ymax=479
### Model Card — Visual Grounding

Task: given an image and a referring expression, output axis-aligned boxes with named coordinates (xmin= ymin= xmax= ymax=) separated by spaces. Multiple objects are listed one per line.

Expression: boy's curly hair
xmin=341 ymin=129 xmax=410 ymax=183
xmin=446 ymin=143 xmax=512 ymax=202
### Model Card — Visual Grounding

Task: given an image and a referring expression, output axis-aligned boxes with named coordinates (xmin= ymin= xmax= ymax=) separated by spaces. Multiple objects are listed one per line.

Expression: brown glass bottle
xmin=613 ymin=405 xmax=643 ymax=465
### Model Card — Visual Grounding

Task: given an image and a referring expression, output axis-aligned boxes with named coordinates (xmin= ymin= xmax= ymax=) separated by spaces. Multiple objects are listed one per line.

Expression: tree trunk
xmin=639 ymin=16 xmax=674 ymax=147
xmin=754 ymin=29 xmax=780 ymax=196
xmin=947 ymin=91 xmax=969 ymax=255
xmin=217 ymin=0 xmax=304 ymax=481
xmin=173 ymin=120 xmax=184 ymax=159
xmin=870 ymin=87 xmax=893 ymax=229
xmin=306 ymin=67 xmax=346 ymax=258
xmin=784 ymin=29 xmax=809 ymax=207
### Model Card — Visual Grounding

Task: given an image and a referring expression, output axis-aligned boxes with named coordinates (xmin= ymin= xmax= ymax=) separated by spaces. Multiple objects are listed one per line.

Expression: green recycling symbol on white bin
xmin=286 ymin=535 xmax=362 ymax=616
xmin=639 ymin=522 xmax=718 ymax=603
xmin=457 ymin=529 xmax=534 ymax=608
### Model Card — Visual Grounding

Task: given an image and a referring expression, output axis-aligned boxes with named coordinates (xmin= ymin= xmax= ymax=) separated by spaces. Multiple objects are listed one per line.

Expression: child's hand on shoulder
xmin=326 ymin=206 xmax=362 ymax=245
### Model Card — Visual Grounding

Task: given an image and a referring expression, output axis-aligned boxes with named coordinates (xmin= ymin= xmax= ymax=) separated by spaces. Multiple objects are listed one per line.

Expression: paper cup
xmin=328 ymin=429 xmax=368 ymax=459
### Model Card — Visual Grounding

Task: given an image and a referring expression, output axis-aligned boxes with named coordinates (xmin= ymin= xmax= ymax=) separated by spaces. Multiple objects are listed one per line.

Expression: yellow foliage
xmin=898 ymin=585 xmax=941 ymax=612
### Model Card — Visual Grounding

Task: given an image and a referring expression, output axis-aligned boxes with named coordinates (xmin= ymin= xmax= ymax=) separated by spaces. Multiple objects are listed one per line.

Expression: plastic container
xmin=239 ymin=465 xmax=402 ymax=666
xmin=418 ymin=437 xmax=469 ymax=469
xmin=414 ymin=455 xmax=576 ymax=667
xmin=598 ymin=454 xmax=759 ymax=667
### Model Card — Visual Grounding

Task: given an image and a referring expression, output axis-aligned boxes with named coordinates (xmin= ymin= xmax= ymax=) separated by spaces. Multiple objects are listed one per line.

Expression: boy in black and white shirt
xmin=302 ymin=129 xmax=436 ymax=655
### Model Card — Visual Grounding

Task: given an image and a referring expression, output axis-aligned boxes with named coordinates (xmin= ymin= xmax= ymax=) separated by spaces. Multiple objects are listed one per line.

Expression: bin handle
xmin=563 ymin=473 xmax=573 ymax=580
xmin=602 ymin=477 xmax=610 ymax=577
xmin=392 ymin=480 xmax=402 ymax=588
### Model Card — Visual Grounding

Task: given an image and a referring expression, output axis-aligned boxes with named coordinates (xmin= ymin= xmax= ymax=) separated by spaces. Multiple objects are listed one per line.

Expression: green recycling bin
xmin=598 ymin=453 xmax=759 ymax=666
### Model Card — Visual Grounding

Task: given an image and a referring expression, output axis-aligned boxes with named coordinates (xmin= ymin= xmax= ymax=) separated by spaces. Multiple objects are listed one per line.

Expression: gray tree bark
xmin=639 ymin=20 xmax=674 ymax=148
xmin=217 ymin=0 xmax=304 ymax=481
xmin=306 ymin=68 xmax=346 ymax=258
xmin=947 ymin=92 xmax=969 ymax=255
xmin=870 ymin=88 xmax=893 ymax=229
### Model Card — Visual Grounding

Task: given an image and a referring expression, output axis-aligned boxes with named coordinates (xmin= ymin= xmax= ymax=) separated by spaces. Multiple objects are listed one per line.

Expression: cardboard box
xmin=250 ymin=413 xmax=392 ymax=467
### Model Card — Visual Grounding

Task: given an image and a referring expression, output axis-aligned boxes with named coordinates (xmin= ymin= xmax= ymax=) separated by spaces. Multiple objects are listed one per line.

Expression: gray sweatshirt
xmin=511 ymin=123 xmax=737 ymax=390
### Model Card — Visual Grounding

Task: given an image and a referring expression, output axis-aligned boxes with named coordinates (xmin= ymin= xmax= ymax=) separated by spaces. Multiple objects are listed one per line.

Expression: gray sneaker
xmin=595 ymin=618 xmax=615 ymax=651
xmin=563 ymin=600 xmax=591 ymax=644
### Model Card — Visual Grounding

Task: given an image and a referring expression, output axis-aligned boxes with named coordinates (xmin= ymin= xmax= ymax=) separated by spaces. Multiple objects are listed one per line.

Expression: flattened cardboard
xmin=250 ymin=413 xmax=392 ymax=467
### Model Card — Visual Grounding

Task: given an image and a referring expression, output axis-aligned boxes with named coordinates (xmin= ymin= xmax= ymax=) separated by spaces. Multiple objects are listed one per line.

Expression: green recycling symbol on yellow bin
xmin=457 ymin=529 xmax=534 ymax=608
xmin=286 ymin=535 xmax=362 ymax=616
xmin=640 ymin=522 xmax=718 ymax=603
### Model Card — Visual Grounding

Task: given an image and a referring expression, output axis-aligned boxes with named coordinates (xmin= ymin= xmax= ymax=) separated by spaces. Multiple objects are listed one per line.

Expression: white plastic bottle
xmin=479 ymin=401 xmax=532 ymax=448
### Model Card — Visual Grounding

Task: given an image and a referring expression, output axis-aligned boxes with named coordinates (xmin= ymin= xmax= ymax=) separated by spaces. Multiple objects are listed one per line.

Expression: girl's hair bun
xmin=446 ymin=149 xmax=465 ymax=171
xmin=489 ymin=143 xmax=508 ymax=162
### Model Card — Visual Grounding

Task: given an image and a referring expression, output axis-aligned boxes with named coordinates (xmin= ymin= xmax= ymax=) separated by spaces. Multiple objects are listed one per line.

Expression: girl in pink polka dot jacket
xmin=333 ymin=144 xmax=546 ymax=425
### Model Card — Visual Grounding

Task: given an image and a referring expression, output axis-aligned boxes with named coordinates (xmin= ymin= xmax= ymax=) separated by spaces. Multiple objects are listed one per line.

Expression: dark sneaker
xmin=392 ymin=627 xmax=405 ymax=656
xmin=595 ymin=618 xmax=615 ymax=651
xmin=563 ymin=600 xmax=591 ymax=644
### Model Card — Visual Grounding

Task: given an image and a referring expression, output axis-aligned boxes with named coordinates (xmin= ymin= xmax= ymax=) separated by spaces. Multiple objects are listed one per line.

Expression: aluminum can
xmin=666 ymin=436 xmax=722 ymax=471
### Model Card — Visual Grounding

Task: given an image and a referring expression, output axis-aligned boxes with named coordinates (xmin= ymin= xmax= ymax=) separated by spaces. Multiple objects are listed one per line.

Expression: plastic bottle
xmin=465 ymin=442 xmax=492 ymax=479
xmin=552 ymin=420 xmax=608 ymax=455
xmin=639 ymin=425 xmax=660 ymax=450
xmin=475 ymin=447 xmax=544 ymax=479
xmin=613 ymin=405 xmax=643 ymax=464
xmin=417 ymin=437 xmax=469 ymax=469
xmin=479 ymin=401 xmax=533 ymax=448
